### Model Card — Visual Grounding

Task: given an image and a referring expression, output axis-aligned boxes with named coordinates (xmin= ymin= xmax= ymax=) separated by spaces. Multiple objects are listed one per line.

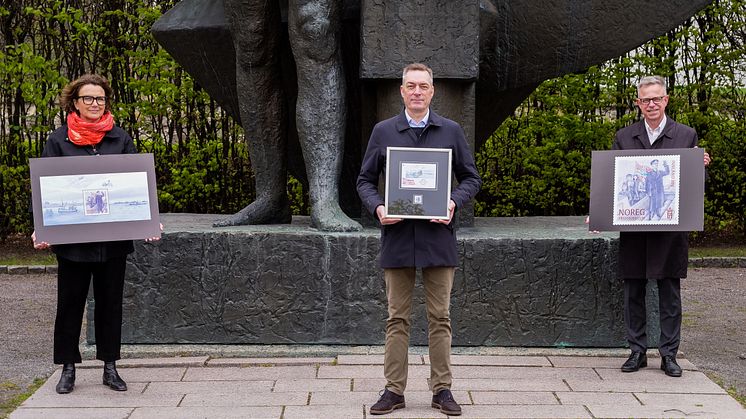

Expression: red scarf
xmin=67 ymin=112 xmax=114 ymax=146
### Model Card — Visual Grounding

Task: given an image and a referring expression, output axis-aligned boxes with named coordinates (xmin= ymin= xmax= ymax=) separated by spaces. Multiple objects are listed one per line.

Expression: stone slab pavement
xmin=10 ymin=354 xmax=746 ymax=419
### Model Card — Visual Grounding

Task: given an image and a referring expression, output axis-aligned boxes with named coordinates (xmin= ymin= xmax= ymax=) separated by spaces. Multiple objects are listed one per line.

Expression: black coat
xmin=42 ymin=124 xmax=137 ymax=263
xmin=357 ymin=110 xmax=482 ymax=268
xmin=612 ymin=118 xmax=698 ymax=279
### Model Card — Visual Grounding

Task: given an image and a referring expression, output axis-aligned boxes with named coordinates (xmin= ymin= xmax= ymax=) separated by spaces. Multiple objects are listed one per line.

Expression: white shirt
xmin=645 ymin=115 xmax=667 ymax=145
xmin=405 ymin=109 xmax=429 ymax=128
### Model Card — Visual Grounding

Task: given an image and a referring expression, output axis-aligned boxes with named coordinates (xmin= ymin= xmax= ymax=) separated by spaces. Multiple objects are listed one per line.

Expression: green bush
xmin=0 ymin=164 xmax=32 ymax=236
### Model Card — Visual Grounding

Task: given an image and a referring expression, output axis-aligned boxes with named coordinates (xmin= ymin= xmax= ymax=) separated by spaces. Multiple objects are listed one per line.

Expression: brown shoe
xmin=432 ymin=389 xmax=461 ymax=415
xmin=370 ymin=389 xmax=405 ymax=415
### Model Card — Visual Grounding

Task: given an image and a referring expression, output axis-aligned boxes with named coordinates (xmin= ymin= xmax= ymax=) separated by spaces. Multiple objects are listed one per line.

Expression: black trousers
xmin=54 ymin=256 xmax=127 ymax=364
xmin=624 ymin=277 xmax=682 ymax=357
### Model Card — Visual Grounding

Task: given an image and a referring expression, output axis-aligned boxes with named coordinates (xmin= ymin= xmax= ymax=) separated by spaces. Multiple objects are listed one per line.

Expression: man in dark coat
xmin=357 ymin=63 xmax=481 ymax=416
xmin=614 ymin=75 xmax=711 ymax=377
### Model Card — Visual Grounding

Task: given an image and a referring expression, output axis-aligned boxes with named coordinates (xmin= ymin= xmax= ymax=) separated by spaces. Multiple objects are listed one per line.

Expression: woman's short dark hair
xmin=60 ymin=74 xmax=114 ymax=115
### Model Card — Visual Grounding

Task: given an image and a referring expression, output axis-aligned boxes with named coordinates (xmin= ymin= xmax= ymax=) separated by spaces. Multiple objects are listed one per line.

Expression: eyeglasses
xmin=638 ymin=96 xmax=665 ymax=105
xmin=76 ymin=96 xmax=107 ymax=105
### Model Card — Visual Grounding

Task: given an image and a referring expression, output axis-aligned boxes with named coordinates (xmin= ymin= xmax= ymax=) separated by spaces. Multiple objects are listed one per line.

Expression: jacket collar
xmin=395 ymin=108 xmax=443 ymax=132
xmin=633 ymin=115 xmax=675 ymax=149
xmin=659 ymin=116 xmax=676 ymax=139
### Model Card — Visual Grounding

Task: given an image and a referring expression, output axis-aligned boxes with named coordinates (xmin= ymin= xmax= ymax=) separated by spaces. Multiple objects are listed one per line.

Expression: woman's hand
xmin=145 ymin=223 xmax=164 ymax=242
xmin=31 ymin=231 xmax=50 ymax=250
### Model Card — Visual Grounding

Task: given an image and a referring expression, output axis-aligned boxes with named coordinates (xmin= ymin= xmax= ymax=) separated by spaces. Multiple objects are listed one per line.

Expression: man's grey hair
xmin=637 ymin=75 xmax=667 ymax=95
xmin=402 ymin=63 xmax=434 ymax=85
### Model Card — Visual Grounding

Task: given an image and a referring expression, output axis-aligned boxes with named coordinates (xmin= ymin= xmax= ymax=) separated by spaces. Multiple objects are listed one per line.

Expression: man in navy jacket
xmin=357 ymin=63 xmax=481 ymax=416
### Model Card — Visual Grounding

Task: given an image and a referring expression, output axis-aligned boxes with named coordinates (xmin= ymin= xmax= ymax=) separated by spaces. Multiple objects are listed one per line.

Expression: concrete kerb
xmin=4 ymin=258 xmax=744 ymax=275
xmin=688 ymin=257 xmax=746 ymax=268
xmin=1 ymin=265 xmax=57 ymax=274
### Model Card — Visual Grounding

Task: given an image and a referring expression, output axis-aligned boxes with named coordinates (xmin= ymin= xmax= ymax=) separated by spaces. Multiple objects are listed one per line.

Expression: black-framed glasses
xmin=76 ymin=96 xmax=107 ymax=105
xmin=638 ymin=96 xmax=665 ymax=105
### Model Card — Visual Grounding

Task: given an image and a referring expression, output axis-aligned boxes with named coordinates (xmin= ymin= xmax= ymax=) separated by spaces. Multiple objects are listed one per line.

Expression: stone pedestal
xmin=87 ymin=214 xmax=660 ymax=347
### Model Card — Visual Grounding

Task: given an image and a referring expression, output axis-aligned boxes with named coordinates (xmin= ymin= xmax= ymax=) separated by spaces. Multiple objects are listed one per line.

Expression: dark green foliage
xmin=0 ymin=163 xmax=31 ymax=236
xmin=149 ymin=139 xmax=255 ymax=214
xmin=475 ymin=70 xmax=621 ymax=217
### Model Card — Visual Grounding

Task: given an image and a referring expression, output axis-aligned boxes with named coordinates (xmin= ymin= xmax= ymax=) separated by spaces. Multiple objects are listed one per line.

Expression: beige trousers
xmin=383 ymin=267 xmax=455 ymax=395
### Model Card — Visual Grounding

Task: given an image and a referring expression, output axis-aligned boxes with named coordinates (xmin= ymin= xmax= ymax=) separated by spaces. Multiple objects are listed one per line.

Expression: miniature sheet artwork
xmin=39 ymin=172 xmax=152 ymax=227
xmin=385 ymin=147 xmax=451 ymax=219
xmin=612 ymin=155 xmax=680 ymax=225
xmin=399 ymin=162 xmax=438 ymax=190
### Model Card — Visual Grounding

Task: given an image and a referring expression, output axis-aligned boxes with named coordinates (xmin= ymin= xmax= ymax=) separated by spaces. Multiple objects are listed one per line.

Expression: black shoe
xmin=660 ymin=355 xmax=682 ymax=377
xmin=432 ymin=388 xmax=462 ymax=416
xmin=370 ymin=389 xmax=405 ymax=415
xmin=103 ymin=361 xmax=128 ymax=391
xmin=55 ymin=364 xmax=75 ymax=394
xmin=621 ymin=351 xmax=647 ymax=372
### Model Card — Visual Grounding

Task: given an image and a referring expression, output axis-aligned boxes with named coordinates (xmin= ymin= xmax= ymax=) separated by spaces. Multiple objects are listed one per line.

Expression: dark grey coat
xmin=357 ymin=110 xmax=482 ymax=268
xmin=612 ymin=117 xmax=698 ymax=279
xmin=42 ymin=124 xmax=137 ymax=263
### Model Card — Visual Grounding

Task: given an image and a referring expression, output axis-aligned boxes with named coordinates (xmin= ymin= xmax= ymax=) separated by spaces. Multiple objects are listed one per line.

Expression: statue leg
xmin=287 ymin=0 xmax=362 ymax=232
xmin=215 ymin=0 xmax=291 ymax=227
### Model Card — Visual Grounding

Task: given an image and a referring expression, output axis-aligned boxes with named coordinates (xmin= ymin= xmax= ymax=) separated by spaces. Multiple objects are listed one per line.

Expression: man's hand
xmin=585 ymin=215 xmax=600 ymax=234
xmin=431 ymin=199 xmax=457 ymax=225
xmin=376 ymin=205 xmax=402 ymax=225
xmin=696 ymin=146 xmax=711 ymax=166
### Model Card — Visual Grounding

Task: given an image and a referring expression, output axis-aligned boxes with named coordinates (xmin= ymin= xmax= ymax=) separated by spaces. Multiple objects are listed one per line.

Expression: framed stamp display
xmin=385 ymin=147 xmax=452 ymax=219
xmin=589 ymin=148 xmax=704 ymax=232
xmin=30 ymin=153 xmax=161 ymax=245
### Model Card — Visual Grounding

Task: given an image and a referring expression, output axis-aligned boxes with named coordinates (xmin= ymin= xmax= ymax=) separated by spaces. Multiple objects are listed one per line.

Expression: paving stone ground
xmin=3 ymin=268 xmax=745 ymax=418
xmin=10 ymin=354 xmax=746 ymax=419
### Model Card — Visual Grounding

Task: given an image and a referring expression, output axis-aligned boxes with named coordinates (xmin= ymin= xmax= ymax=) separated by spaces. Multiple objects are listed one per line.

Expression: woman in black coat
xmin=31 ymin=74 xmax=159 ymax=394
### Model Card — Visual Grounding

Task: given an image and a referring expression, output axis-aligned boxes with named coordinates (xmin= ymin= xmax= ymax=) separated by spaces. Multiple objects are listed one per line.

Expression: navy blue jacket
xmin=357 ymin=110 xmax=482 ymax=268
xmin=612 ymin=117 xmax=698 ymax=279
xmin=42 ymin=124 xmax=137 ymax=263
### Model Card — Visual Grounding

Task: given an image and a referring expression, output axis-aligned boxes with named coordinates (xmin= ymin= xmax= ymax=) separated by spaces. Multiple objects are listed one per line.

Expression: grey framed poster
xmin=30 ymin=153 xmax=161 ymax=244
xmin=385 ymin=147 xmax=452 ymax=219
xmin=589 ymin=148 xmax=704 ymax=232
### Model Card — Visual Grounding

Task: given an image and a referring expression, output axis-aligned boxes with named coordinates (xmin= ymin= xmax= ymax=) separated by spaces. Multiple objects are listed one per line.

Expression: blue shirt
xmin=405 ymin=109 xmax=429 ymax=128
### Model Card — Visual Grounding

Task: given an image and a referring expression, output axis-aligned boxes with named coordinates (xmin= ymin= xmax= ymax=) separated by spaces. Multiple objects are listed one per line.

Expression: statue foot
xmin=311 ymin=204 xmax=362 ymax=232
xmin=213 ymin=198 xmax=291 ymax=227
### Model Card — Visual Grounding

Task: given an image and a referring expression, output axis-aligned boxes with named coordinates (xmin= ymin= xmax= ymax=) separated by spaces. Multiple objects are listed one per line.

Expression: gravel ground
xmin=681 ymin=267 xmax=746 ymax=398
xmin=0 ymin=268 xmax=744 ymax=416
xmin=0 ymin=274 xmax=56 ymax=418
